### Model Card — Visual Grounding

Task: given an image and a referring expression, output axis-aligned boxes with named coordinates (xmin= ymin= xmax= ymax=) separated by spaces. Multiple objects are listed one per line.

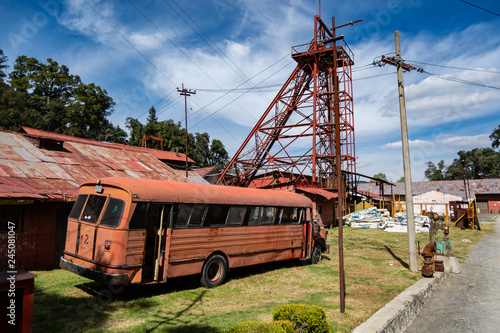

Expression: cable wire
xmin=82 ymin=0 xmax=176 ymax=88
xmin=458 ymin=0 xmax=500 ymax=17
xmin=423 ymin=70 xmax=500 ymax=90
xmin=407 ymin=60 xmax=500 ymax=74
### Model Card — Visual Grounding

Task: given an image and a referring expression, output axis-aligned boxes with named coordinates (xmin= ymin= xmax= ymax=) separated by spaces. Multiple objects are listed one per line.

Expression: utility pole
xmin=378 ymin=32 xmax=419 ymax=272
xmin=394 ymin=31 xmax=418 ymax=272
xmin=177 ymin=83 xmax=196 ymax=178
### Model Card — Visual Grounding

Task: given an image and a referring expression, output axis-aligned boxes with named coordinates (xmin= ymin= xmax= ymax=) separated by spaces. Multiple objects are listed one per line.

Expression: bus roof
xmin=80 ymin=177 xmax=312 ymax=208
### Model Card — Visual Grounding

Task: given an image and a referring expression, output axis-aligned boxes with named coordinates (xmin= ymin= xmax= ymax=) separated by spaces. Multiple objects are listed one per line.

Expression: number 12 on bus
xmin=60 ymin=177 xmax=329 ymax=288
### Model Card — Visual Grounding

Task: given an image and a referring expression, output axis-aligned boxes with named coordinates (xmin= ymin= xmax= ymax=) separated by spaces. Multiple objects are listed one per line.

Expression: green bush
xmin=273 ymin=320 xmax=295 ymax=333
xmin=224 ymin=320 xmax=287 ymax=333
xmin=272 ymin=304 xmax=330 ymax=333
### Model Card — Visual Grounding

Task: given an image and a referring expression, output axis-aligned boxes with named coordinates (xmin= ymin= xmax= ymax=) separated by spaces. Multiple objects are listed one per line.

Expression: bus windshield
xmin=69 ymin=194 xmax=125 ymax=227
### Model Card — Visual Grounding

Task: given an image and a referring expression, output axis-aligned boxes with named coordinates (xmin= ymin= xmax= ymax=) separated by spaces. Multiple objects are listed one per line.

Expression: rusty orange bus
xmin=60 ymin=177 xmax=329 ymax=287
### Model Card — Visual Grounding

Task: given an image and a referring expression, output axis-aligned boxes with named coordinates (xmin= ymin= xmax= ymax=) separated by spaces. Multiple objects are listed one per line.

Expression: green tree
xmin=397 ymin=176 xmax=405 ymax=182
xmin=490 ymin=124 xmax=500 ymax=150
xmin=193 ymin=132 xmax=210 ymax=167
xmin=0 ymin=49 xmax=8 ymax=82
xmin=8 ymin=56 xmax=115 ymax=139
xmin=208 ymin=139 xmax=229 ymax=167
xmin=370 ymin=173 xmax=389 ymax=183
xmin=125 ymin=112 xmax=228 ymax=167
xmin=445 ymin=148 xmax=500 ymax=180
xmin=97 ymin=122 xmax=128 ymax=144
xmin=144 ymin=106 xmax=158 ymax=136
xmin=424 ymin=160 xmax=447 ymax=180
xmin=125 ymin=117 xmax=145 ymax=146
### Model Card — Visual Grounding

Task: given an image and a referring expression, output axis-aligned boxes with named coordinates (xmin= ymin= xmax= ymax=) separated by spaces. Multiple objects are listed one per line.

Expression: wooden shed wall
xmin=0 ymin=202 xmax=70 ymax=271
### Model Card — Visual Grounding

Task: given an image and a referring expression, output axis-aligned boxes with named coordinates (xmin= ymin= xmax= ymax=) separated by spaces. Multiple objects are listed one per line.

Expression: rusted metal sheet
xmin=296 ymin=187 xmax=338 ymax=200
xmin=0 ymin=158 xmax=28 ymax=177
xmin=0 ymin=128 xmax=191 ymax=202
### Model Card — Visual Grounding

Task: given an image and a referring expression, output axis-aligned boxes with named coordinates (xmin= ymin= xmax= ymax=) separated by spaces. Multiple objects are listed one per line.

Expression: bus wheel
xmin=311 ymin=245 xmax=322 ymax=264
xmin=201 ymin=254 xmax=228 ymax=288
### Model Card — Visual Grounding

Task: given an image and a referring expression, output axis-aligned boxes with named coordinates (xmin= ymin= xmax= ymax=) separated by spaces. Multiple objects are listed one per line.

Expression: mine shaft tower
xmin=216 ymin=16 xmax=357 ymax=207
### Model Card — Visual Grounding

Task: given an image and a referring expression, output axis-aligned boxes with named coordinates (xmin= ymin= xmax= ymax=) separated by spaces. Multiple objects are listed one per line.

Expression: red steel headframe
xmin=216 ymin=16 xmax=356 ymax=196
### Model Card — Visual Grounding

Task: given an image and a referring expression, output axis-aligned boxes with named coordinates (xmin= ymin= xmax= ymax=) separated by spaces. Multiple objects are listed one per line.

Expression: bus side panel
xmin=126 ymin=230 xmax=146 ymax=266
xmin=166 ymin=225 xmax=304 ymax=278
xmin=64 ymin=219 xmax=79 ymax=255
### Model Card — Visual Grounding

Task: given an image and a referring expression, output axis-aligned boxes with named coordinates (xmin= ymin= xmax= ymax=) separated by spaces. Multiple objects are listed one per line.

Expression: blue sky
xmin=1 ymin=0 xmax=500 ymax=181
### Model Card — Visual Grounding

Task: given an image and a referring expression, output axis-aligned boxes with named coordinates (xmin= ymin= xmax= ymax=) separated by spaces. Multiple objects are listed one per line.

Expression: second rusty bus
xmin=60 ymin=177 xmax=329 ymax=287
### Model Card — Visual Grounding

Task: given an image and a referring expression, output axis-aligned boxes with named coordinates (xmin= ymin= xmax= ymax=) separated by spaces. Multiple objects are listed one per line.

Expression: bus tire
xmin=201 ymin=254 xmax=228 ymax=288
xmin=311 ymin=244 xmax=322 ymax=264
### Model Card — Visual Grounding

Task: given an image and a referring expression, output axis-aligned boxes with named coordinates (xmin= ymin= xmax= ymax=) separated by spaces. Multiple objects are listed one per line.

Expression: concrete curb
xmin=352 ymin=272 xmax=448 ymax=333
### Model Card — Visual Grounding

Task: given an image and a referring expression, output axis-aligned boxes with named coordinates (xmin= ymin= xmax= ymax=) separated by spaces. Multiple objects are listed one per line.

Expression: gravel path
xmin=405 ymin=215 xmax=500 ymax=332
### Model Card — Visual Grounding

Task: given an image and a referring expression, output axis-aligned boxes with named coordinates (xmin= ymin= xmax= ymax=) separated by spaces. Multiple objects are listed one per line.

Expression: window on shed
xmin=69 ymin=194 xmax=88 ymax=220
xmin=81 ymin=195 xmax=107 ymax=223
xmin=205 ymin=205 xmax=229 ymax=226
xmin=100 ymin=197 xmax=126 ymax=227
xmin=280 ymin=207 xmax=300 ymax=224
xmin=226 ymin=206 xmax=246 ymax=226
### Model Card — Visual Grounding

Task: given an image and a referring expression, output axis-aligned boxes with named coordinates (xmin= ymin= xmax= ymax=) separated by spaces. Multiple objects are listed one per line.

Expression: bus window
xmin=280 ymin=207 xmax=299 ymax=224
xmin=261 ymin=207 xmax=277 ymax=225
xmin=69 ymin=194 xmax=88 ymax=220
xmin=189 ymin=204 xmax=207 ymax=227
xmin=206 ymin=205 xmax=229 ymax=226
xmin=81 ymin=195 xmax=107 ymax=223
xmin=226 ymin=206 xmax=246 ymax=226
xmin=129 ymin=202 xmax=150 ymax=229
xmin=248 ymin=207 xmax=262 ymax=226
xmin=174 ymin=204 xmax=192 ymax=228
xmin=100 ymin=198 xmax=126 ymax=227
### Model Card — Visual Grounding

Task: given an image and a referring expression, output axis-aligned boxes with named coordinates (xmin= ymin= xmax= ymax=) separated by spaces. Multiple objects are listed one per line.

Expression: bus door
xmin=302 ymin=208 xmax=313 ymax=260
xmin=143 ymin=203 xmax=171 ymax=283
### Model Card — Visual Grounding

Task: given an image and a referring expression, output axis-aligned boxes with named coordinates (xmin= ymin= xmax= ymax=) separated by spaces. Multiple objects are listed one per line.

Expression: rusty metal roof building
xmin=357 ymin=179 xmax=500 ymax=200
xmin=0 ymin=127 xmax=193 ymax=201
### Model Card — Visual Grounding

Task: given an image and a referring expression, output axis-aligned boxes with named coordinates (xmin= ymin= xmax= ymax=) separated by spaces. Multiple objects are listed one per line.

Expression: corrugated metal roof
xmin=296 ymin=187 xmax=338 ymax=200
xmin=357 ymin=179 xmax=500 ymax=199
xmin=21 ymin=126 xmax=195 ymax=163
xmin=0 ymin=128 xmax=192 ymax=201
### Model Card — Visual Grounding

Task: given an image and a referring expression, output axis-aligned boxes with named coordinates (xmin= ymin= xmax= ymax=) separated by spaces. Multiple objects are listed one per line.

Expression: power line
xmin=458 ymin=0 xmax=500 ymax=17
xmin=127 ymin=0 xmax=263 ymax=123
xmin=164 ymin=0 xmax=271 ymax=103
xmin=82 ymin=0 xmax=176 ymax=88
xmin=406 ymin=60 xmax=500 ymax=74
xmin=188 ymin=59 xmax=294 ymax=129
xmin=423 ymin=70 xmax=500 ymax=90
xmin=184 ymin=55 xmax=292 ymax=122
xmin=353 ymin=72 xmax=396 ymax=81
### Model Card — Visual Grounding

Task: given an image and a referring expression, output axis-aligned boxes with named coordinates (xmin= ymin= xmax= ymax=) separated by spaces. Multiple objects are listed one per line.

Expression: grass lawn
xmin=32 ymin=222 xmax=493 ymax=332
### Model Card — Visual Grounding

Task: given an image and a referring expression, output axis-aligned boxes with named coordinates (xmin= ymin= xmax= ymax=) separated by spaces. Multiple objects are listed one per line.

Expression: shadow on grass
xmin=143 ymin=290 xmax=221 ymax=333
xmin=75 ymin=274 xmax=200 ymax=302
xmin=384 ymin=245 xmax=409 ymax=269
xmin=34 ymin=276 xmax=217 ymax=332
